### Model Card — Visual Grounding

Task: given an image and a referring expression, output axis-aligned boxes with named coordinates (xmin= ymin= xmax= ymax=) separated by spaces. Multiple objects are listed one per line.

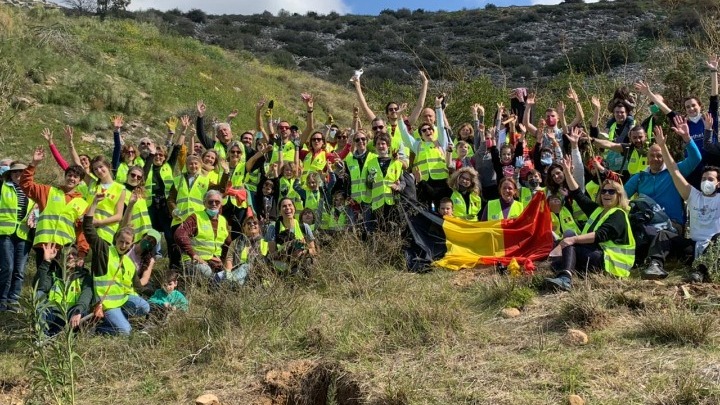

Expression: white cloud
xmin=128 ymin=0 xmax=351 ymax=15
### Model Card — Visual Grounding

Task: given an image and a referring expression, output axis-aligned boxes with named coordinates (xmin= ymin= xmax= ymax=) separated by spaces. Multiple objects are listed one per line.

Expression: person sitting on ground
xmin=548 ymin=192 xmax=580 ymax=242
xmin=643 ymin=125 xmax=720 ymax=282
xmin=266 ymin=197 xmax=316 ymax=275
xmin=480 ymin=177 xmax=523 ymax=221
xmin=221 ymin=216 xmax=271 ymax=286
xmin=148 ymin=271 xmax=188 ymax=312
xmin=174 ymin=190 xmax=231 ymax=279
xmin=85 ymin=195 xmax=150 ymax=336
xmin=447 ymin=167 xmax=482 ymax=221
xmin=545 ymin=158 xmax=635 ymax=291
xmin=34 ymin=244 xmax=93 ymax=335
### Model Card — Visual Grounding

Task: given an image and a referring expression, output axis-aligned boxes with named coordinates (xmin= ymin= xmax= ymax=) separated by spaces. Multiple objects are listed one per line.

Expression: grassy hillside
xmin=0 ymin=6 xmax=356 ymax=166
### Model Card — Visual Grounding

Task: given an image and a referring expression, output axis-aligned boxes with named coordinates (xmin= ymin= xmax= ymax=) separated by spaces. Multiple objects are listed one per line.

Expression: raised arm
xmin=300 ymin=93 xmax=314 ymax=145
xmin=592 ymin=138 xmax=624 ymax=153
xmin=567 ymin=127 xmax=585 ymax=191
xmin=64 ymin=126 xmax=83 ymax=167
xmin=120 ymin=190 xmax=138 ymax=229
xmin=634 ymin=81 xmax=672 ymax=115
xmin=590 ymin=96 xmax=601 ymax=130
xmin=522 ymin=92 xmax=538 ymax=135
xmin=708 ymin=56 xmax=719 ymax=136
xmin=471 ymin=104 xmax=485 ymax=152
xmin=435 ymin=98 xmax=448 ymax=150
xmin=351 ymin=77 xmax=376 ymax=121
xmin=255 ymin=98 xmax=270 ymax=143
xmin=111 ymin=115 xmax=123 ymax=171
xmin=195 ymin=100 xmax=215 ymax=150
xmin=408 ymin=71 xmax=429 ymax=124
xmin=656 ymin=125 xmax=691 ymax=201
xmin=41 ymin=128 xmax=69 ymax=171
xmin=567 ymin=85 xmax=585 ymax=127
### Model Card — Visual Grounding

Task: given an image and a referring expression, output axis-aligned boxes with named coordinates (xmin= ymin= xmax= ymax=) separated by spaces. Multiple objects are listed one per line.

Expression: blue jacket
xmin=624 ymin=140 xmax=701 ymax=224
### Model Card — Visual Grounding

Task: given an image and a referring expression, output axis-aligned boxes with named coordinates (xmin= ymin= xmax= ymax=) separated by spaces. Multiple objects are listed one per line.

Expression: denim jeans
xmin=0 ymin=234 xmax=31 ymax=305
xmin=97 ymin=294 xmax=150 ymax=336
xmin=214 ymin=264 xmax=248 ymax=285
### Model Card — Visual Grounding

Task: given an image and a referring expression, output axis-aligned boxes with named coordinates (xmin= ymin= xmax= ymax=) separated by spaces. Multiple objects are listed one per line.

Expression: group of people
xmin=1 ymin=58 xmax=720 ymax=335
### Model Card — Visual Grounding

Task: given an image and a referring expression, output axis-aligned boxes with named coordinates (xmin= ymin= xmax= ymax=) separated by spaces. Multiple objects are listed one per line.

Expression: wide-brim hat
xmin=8 ymin=163 xmax=26 ymax=172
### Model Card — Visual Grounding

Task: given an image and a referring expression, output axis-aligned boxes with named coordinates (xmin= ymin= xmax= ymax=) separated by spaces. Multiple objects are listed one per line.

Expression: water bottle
xmin=431 ymin=202 xmax=436 ymax=212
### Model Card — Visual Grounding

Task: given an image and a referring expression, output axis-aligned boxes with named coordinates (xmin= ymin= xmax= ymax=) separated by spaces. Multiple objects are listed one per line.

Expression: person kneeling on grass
xmin=174 ymin=190 xmax=232 ymax=280
xmin=85 ymin=194 xmax=150 ymax=336
xmin=34 ymin=243 xmax=93 ymax=335
xmin=545 ymin=157 xmax=635 ymax=291
xmin=148 ymin=271 xmax=188 ymax=313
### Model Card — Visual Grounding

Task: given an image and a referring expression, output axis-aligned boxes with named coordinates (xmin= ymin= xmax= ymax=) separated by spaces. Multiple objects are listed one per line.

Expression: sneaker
xmin=688 ymin=265 xmax=710 ymax=283
xmin=545 ymin=274 xmax=572 ymax=291
xmin=641 ymin=261 xmax=668 ymax=280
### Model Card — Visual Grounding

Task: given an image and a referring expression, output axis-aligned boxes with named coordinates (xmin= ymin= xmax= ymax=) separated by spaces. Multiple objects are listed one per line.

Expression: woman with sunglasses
xmin=543 ymin=127 xmax=587 ymax=225
xmin=400 ymin=96 xmax=451 ymax=206
xmin=546 ymin=158 xmax=635 ymax=291
xmin=220 ymin=216 xmax=271 ymax=285
xmin=110 ymin=115 xmax=144 ymax=184
xmin=119 ymin=166 xmax=153 ymax=243
xmin=299 ymin=130 xmax=328 ymax=183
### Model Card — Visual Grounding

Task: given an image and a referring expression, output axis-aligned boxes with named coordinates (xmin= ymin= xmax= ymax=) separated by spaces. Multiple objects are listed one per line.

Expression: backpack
xmin=629 ymin=195 xmax=676 ymax=245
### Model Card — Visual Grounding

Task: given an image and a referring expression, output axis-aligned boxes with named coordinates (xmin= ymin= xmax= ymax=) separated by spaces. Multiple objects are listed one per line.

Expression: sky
xmin=127 ymin=0 xmax=598 ymax=17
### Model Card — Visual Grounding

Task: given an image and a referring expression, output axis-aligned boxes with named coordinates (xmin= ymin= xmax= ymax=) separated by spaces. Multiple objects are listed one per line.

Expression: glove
xmin=165 ymin=117 xmax=178 ymax=132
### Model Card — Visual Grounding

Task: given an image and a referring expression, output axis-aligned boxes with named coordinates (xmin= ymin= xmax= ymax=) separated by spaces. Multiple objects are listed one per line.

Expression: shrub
xmin=558 ymin=288 xmax=610 ymax=330
xmin=638 ymin=306 xmax=716 ymax=346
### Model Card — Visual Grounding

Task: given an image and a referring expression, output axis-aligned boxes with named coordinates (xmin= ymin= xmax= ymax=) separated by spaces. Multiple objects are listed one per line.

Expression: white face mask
xmin=701 ymin=180 xmax=717 ymax=196
xmin=688 ymin=114 xmax=703 ymax=124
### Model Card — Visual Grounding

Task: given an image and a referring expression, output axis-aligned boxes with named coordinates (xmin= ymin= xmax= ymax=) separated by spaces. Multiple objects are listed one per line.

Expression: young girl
xmin=87 ymin=155 xmax=127 ymax=244
xmin=447 ymin=167 xmax=482 ymax=221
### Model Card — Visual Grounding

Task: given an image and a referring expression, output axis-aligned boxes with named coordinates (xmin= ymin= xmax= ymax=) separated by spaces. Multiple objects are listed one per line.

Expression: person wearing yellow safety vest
xmin=299 ymin=172 xmax=328 ymax=221
xmin=320 ymin=190 xmax=355 ymax=233
xmin=175 ymin=190 xmax=232 ymax=279
xmin=119 ymin=166 xmax=153 ymax=244
xmin=201 ymin=149 xmax=221 ymax=186
xmin=339 ymin=130 xmax=373 ymax=232
xmin=0 ymin=163 xmax=36 ymax=311
xmin=544 ymin=128 xmax=588 ymax=226
xmin=143 ymin=133 xmax=183 ymax=259
xmin=400 ymin=96 xmax=451 ymax=207
xmin=34 ymin=244 xmax=93 ymax=335
xmin=481 ymin=177 xmax=524 ymax=221
xmin=590 ymin=95 xmax=635 ymax=172
xmin=21 ymin=144 xmax=90 ymax=271
xmin=547 ymin=193 xmax=581 ymax=242
xmin=266 ymin=197 xmax=317 ymax=274
xmin=110 ymin=115 xmax=144 ymax=184
xmin=221 ymin=216 xmax=270 ymax=286
xmin=592 ymin=125 xmax=649 ymax=182
xmin=196 ymin=100 xmax=241 ymax=166
xmin=221 ymin=141 xmax=254 ymax=240
xmin=546 ymin=157 xmax=635 ymax=292
xmin=85 ymin=196 xmax=150 ymax=336
xmin=167 ymin=155 xmax=214 ymax=269
xmin=519 ymin=169 xmax=544 ymax=207
xmin=447 ymin=167 xmax=482 ymax=221
xmin=86 ymin=155 xmax=127 ymax=244
xmin=363 ymin=134 xmax=405 ymax=233
xmin=299 ymin=131 xmax=328 ymax=183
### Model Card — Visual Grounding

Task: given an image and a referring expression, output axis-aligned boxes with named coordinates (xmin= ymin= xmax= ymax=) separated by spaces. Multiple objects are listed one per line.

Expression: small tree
xmin=97 ymin=0 xmax=131 ymax=19
xmin=62 ymin=0 xmax=96 ymax=12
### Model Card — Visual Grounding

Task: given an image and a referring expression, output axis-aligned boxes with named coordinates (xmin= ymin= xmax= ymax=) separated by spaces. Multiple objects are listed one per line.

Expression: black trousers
xmin=552 ymin=244 xmax=604 ymax=276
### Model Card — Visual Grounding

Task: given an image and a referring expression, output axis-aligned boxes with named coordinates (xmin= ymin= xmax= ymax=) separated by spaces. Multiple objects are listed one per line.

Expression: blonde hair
xmin=596 ymin=179 xmax=630 ymax=211
xmin=447 ymin=167 xmax=480 ymax=195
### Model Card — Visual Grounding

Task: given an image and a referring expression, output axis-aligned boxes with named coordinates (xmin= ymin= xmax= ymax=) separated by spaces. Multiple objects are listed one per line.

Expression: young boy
xmin=438 ymin=197 xmax=454 ymax=217
xmin=148 ymin=272 xmax=188 ymax=312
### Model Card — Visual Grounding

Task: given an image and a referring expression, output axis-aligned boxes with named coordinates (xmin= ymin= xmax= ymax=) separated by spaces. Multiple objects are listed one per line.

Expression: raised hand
xmin=111 ymin=115 xmax=124 ymax=130
xmin=556 ymin=101 xmax=565 ymax=116
xmin=32 ymin=146 xmax=45 ymax=164
xmin=180 ymin=115 xmax=191 ymax=130
xmin=633 ymin=81 xmax=651 ymax=96
xmin=671 ymin=115 xmax=691 ymax=142
xmin=228 ymin=108 xmax=239 ymax=120
xmin=129 ymin=189 xmax=139 ymax=205
xmin=220 ymin=159 xmax=230 ymax=173
xmin=41 ymin=128 xmax=53 ymax=143
xmin=525 ymin=93 xmax=536 ymax=106
xmin=590 ymin=96 xmax=601 ymax=110
xmin=419 ymin=70 xmax=428 ymax=85
xmin=64 ymin=125 xmax=74 ymax=143
xmin=704 ymin=111 xmax=714 ymax=131
xmin=566 ymin=85 xmax=579 ymax=103
xmin=41 ymin=243 xmax=58 ymax=262
xmin=566 ymin=126 xmax=581 ymax=146
xmin=256 ymin=98 xmax=266 ymax=111
xmin=560 ymin=154 xmax=573 ymax=173
xmin=654 ymin=126 xmax=666 ymax=147
xmin=398 ymin=102 xmax=408 ymax=113
xmin=517 ymin=123 xmax=526 ymax=134
xmin=165 ymin=116 xmax=178 ymax=133
xmin=197 ymin=100 xmax=206 ymax=117
xmin=707 ymin=55 xmax=719 ymax=71
xmin=436 ymin=95 xmax=445 ymax=109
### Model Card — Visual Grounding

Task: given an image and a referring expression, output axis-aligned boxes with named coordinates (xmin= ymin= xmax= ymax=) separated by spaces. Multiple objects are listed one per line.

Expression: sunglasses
xmin=421 ymin=127 xmax=434 ymax=133
xmin=336 ymin=135 xmax=347 ymax=139
xmin=312 ymin=138 xmax=323 ymax=142
xmin=128 ymin=173 xmax=143 ymax=180
xmin=206 ymin=200 xmax=222 ymax=206
xmin=140 ymin=142 xmax=150 ymax=146
xmin=244 ymin=221 xmax=259 ymax=227
xmin=155 ymin=154 xmax=165 ymax=158
xmin=126 ymin=150 xmax=136 ymax=154
xmin=278 ymin=125 xmax=290 ymax=130
xmin=354 ymin=138 xmax=367 ymax=143
xmin=230 ymin=150 xmax=242 ymax=155
xmin=600 ymin=189 xmax=617 ymax=195
xmin=387 ymin=107 xmax=399 ymax=112
xmin=372 ymin=125 xmax=384 ymax=131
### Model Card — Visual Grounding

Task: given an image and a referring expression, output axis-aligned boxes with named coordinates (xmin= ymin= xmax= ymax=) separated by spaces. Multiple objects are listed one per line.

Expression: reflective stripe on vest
xmin=345 ymin=152 xmax=374 ymax=203
xmin=172 ymin=174 xmax=210 ymax=226
xmin=93 ymin=247 xmax=135 ymax=310
xmin=48 ymin=276 xmax=82 ymax=308
xmin=415 ymin=141 xmax=448 ymax=181
xmin=487 ymin=199 xmax=523 ymax=221
xmin=145 ymin=163 xmax=174 ymax=199
xmin=627 ymin=148 xmax=648 ymax=175
xmin=365 ymin=157 xmax=402 ymax=211
xmin=35 ymin=188 xmax=88 ymax=246
xmin=450 ymin=191 xmax=482 ymax=221
xmin=240 ymin=239 xmax=268 ymax=264
xmin=129 ymin=197 xmax=153 ymax=243
xmin=186 ymin=211 xmax=229 ymax=261
xmin=581 ymin=207 xmax=635 ymax=278
xmin=551 ymin=206 xmax=581 ymax=236
xmin=89 ymin=182 xmax=125 ymax=244
xmin=0 ymin=183 xmax=35 ymax=240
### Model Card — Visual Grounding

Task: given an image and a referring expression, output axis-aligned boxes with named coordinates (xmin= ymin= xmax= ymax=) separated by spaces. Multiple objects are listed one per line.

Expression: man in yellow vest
xmin=20 ymin=145 xmax=90 ymax=268
xmin=174 ymin=190 xmax=232 ymax=279
xmin=592 ymin=126 xmax=649 ymax=182
xmin=590 ymin=96 xmax=635 ymax=172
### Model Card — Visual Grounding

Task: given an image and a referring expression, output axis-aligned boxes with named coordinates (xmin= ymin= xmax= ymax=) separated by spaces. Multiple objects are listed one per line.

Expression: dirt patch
xmin=0 ymin=380 xmax=28 ymax=405
xmin=259 ymin=360 xmax=363 ymax=405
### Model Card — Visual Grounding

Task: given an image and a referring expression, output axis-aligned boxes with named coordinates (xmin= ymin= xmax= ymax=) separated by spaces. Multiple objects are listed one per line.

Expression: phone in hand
xmin=268 ymin=100 xmax=274 ymax=109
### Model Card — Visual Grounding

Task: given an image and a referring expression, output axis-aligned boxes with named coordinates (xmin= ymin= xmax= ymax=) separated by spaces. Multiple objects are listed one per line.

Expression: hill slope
xmin=0 ymin=6 xmax=356 ymax=165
